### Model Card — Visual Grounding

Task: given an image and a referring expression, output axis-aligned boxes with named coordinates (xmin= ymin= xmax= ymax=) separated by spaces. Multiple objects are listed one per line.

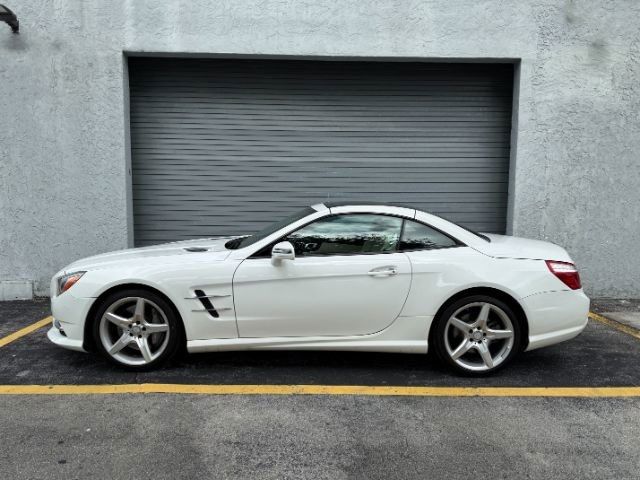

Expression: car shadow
xmin=0 ymin=319 xmax=638 ymax=387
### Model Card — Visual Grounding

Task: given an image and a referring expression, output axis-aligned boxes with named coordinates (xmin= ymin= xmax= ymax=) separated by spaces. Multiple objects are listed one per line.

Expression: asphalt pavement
xmin=0 ymin=298 xmax=639 ymax=480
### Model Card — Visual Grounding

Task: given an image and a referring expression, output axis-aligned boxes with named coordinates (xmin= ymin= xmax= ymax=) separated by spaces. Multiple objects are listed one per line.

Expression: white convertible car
xmin=48 ymin=202 xmax=589 ymax=375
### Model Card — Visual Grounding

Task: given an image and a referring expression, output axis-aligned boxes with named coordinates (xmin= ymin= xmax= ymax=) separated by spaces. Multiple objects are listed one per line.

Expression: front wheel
xmin=431 ymin=295 xmax=522 ymax=375
xmin=92 ymin=289 xmax=183 ymax=370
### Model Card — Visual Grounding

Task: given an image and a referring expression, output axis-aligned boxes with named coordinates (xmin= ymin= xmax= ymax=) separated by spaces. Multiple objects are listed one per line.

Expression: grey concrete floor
xmin=592 ymin=298 xmax=640 ymax=330
xmin=0 ymin=299 xmax=639 ymax=479
xmin=2 ymin=395 xmax=640 ymax=480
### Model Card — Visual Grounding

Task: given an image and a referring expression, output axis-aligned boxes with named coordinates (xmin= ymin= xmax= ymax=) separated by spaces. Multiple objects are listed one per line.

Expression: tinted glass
xmin=399 ymin=220 xmax=458 ymax=250
xmin=226 ymin=207 xmax=315 ymax=249
xmin=286 ymin=214 xmax=402 ymax=256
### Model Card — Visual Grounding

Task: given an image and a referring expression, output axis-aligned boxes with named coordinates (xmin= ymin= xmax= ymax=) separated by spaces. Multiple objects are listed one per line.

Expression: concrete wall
xmin=1 ymin=0 xmax=639 ymax=298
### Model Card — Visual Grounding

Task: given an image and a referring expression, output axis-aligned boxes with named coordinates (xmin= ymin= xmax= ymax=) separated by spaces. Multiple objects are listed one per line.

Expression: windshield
xmin=225 ymin=207 xmax=316 ymax=250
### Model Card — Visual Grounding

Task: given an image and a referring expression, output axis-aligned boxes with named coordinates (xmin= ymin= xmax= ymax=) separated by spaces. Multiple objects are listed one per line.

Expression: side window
xmin=399 ymin=220 xmax=458 ymax=251
xmin=285 ymin=214 xmax=403 ymax=256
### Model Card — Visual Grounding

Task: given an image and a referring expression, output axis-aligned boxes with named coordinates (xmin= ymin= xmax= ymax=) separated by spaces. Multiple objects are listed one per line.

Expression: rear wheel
xmin=92 ymin=289 xmax=182 ymax=370
xmin=432 ymin=295 xmax=522 ymax=375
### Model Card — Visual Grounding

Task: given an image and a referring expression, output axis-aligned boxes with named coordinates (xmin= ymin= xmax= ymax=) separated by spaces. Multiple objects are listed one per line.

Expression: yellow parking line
xmin=589 ymin=312 xmax=640 ymax=341
xmin=0 ymin=384 xmax=639 ymax=397
xmin=0 ymin=316 xmax=52 ymax=348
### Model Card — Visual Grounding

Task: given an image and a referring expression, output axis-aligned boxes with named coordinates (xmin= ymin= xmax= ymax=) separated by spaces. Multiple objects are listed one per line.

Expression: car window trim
xmin=396 ymin=218 xmax=407 ymax=252
xmin=249 ymin=213 xmax=465 ymax=259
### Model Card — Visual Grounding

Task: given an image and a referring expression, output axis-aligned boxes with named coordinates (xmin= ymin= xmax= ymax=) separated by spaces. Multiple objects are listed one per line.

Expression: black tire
xmin=92 ymin=289 xmax=183 ymax=371
xmin=431 ymin=294 xmax=522 ymax=376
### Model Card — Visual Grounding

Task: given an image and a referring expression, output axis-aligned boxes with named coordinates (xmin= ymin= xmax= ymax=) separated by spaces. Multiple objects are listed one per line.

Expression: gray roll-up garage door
xmin=129 ymin=58 xmax=513 ymax=246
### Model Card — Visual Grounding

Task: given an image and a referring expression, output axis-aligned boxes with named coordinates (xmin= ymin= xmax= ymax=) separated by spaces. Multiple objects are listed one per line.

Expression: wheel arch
xmin=428 ymin=286 xmax=529 ymax=351
xmin=83 ymin=283 xmax=186 ymax=352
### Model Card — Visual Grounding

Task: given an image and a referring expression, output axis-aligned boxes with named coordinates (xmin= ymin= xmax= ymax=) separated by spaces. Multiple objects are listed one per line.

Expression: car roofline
xmin=320 ymin=202 xmax=492 ymax=248
xmin=229 ymin=202 xmax=491 ymax=260
xmin=321 ymin=200 xmax=417 ymax=210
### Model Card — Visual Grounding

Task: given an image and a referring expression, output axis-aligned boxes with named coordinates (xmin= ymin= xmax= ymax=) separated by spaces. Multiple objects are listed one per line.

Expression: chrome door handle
xmin=368 ymin=266 xmax=398 ymax=277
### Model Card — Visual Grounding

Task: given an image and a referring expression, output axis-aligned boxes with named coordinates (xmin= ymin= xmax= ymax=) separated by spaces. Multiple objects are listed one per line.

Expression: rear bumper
xmin=522 ymin=289 xmax=590 ymax=351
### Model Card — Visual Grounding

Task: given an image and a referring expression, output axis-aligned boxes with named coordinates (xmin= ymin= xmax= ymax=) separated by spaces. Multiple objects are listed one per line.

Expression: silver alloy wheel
xmin=444 ymin=302 xmax=515 ymax=372
xmin=99 ymin=296 xmax=171 ymax=366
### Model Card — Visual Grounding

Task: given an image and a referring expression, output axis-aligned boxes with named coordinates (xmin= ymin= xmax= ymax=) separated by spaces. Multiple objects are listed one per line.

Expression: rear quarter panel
xmin=400 ymin=247 xmax=570 ymax=318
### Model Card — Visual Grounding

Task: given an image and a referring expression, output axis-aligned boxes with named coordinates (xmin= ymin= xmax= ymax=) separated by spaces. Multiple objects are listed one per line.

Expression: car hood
xmin=472 ymin=234 xmax=573 ymax=262
xmin=63 ymin=237 xmax=235 ymax=273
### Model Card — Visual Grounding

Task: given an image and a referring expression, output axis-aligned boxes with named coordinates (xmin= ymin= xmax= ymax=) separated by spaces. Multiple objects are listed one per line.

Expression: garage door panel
xmin=132 ymin=138 xmax=511 ymax=148
xmin=138 ymin=158 xmax=505 ymax=167
xmin=132 ymin=172 xmax=509 ymax=183
xmin=131 ymin=125 xmax=511 ymax=135
xmin=129 ymin=58 xmax=513 ymax=247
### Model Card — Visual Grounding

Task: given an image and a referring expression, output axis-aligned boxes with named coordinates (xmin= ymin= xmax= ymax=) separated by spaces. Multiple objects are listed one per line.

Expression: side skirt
xmin=186 ymin=315 xmax=432 ymax=355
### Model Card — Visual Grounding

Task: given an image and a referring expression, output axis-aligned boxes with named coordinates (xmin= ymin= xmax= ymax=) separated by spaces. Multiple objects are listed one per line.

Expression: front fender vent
xmin=194 ymin=289 xmax=219 ymax=318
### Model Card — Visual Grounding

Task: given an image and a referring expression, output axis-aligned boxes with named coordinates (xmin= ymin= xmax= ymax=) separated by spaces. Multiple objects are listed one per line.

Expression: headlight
xmin=57 ymin=271 xmax=86 ymax=295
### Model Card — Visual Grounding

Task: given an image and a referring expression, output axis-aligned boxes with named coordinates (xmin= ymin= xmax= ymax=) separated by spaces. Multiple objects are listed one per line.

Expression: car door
xmin=232 ymin=213 xmax=411 ymax=338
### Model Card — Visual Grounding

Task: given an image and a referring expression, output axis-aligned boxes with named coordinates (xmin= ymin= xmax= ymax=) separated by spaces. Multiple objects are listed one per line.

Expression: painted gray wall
xmin=1 ymin=0 xmax=639 ymax=297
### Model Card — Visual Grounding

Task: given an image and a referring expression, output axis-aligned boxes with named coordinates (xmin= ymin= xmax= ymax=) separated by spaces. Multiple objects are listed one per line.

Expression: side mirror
xmin=271 ymin=241 xmax=295 ymax=265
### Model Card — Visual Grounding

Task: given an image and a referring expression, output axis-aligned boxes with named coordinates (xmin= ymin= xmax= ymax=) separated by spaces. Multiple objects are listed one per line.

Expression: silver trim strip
xmin=184 ymin=294 xmax=231 ymax=300
xmin=191 ymin=307 xmax=233 ymax=313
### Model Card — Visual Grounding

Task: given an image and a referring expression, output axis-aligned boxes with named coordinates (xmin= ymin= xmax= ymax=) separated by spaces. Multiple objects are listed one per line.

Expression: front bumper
xmin=523 ymin=289 xmax=590 ymax=351
xmin=48 ymin=290 xmax=95 ymax=352
xmin=47 ymin=326 xmax=85 ymax=352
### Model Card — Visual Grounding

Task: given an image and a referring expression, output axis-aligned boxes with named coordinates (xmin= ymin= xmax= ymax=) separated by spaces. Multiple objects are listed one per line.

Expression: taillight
xmin=545 ymin=260 xmax=581 ymax=290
